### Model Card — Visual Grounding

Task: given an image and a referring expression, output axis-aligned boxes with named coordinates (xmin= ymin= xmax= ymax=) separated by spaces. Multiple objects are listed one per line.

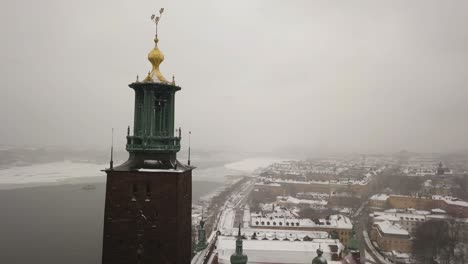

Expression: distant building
xmin=276 ymin=195 xmax=328 ymax=209
xmin=217 ymin=236 xmax=344 ymax=264
xmin=369 ymin=194 xmax=389 ymax=209
xmin=253 ymin=178 xmax=372 ymax=204
xmin=437 ymin=161 xmax=445 ymax=176
xmin=370 ymin=221 xmax=412 ymax=253
xmin=387 ymin=195 xmax=468 ymax=218
xmin=250 ymin=213 xmax=353 ymax=244
xmin=436 ymin=161 xmax=452 ymax=176
xmin=370 ymin=210 xmax=427 ymax=234
xmin=370 ymin=208 xmax=468 ymax=243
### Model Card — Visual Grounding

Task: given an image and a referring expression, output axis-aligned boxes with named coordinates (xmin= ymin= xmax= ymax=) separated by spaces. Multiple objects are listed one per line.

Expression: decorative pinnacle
xmin=109 ymin=128 xmax=114 ymax=170
xmin=151 ymin=8 xmax=164 ymax=37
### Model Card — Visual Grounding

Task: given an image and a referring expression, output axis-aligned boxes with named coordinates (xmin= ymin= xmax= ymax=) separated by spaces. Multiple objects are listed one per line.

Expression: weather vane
xmin=151 ymin=8 xmax=165 ymax=37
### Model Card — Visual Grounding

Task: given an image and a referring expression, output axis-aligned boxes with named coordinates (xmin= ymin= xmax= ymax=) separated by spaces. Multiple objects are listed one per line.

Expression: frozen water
xmin=0 ymin=161 xmax=106 ymax=185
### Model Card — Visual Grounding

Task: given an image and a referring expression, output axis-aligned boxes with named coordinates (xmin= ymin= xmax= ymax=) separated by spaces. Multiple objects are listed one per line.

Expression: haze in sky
xmin=1 ymin=0 xmax=467 ymax=154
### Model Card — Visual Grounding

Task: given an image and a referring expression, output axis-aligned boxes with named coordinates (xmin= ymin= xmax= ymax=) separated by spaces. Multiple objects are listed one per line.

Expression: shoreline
xmin=0 ymin=156 xmax=284 ymax=190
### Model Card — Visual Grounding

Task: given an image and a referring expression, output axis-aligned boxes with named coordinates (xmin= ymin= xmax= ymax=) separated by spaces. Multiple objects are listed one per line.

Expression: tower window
xmin=145 ymin=183 xmax=151 ymax=202
xmin=132 ymin=184 xmax=138 ymax=201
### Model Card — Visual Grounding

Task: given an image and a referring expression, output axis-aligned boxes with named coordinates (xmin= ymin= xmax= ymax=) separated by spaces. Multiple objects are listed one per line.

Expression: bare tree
xmin=413 ymin=219 xmax=466 ymax=264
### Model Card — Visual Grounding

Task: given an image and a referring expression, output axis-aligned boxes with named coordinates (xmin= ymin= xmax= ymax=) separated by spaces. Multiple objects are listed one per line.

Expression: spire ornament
xmin=144 ymin=8 xmax=169 ymax=83
xmin=151 ymin=8 xmax=164 ymax=37
xmin=109 ymin=128 xmax=114 ymax=170
xmin=312 ymin=249 xmax=327 ymax=264
xmin=230 ymin=224 xmax=248 ymax=264
xmin=195 ymin=208 xmax=208 ymax=252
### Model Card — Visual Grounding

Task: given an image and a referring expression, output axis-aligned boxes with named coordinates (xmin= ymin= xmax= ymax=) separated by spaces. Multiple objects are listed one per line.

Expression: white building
xmin=216 ymin=236 xmax=344 ymax=264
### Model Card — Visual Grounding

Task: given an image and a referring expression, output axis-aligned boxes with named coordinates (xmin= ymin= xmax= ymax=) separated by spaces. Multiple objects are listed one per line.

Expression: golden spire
xmin=144 ymin=8 xmax=168 ymax=83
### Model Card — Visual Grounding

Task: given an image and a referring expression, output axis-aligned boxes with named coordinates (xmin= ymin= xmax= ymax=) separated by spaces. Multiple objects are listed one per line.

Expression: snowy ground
xmin=0 ymin=161 xmax=106 ymax=188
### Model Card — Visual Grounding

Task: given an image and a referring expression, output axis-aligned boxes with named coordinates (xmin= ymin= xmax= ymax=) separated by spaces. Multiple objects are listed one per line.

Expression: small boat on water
xmin=82 ymin=184 xmax=96 ymax=190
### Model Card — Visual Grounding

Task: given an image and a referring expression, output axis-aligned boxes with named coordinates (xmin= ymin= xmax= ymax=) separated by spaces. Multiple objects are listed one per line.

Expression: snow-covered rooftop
xmin=370 ymin=194 xmax=389 ymax=201
xmin=216 ymin=236 xmax=344 ymax=264
xmin=251 ymin=214 xmax=353 ymax=230
xmin=277 ymin=196 xmax=328 ymax=206
xmin=376 ymin=221 xmax=409 ymax=236
xmin=431 ymin=208 xmax=447 ymax=214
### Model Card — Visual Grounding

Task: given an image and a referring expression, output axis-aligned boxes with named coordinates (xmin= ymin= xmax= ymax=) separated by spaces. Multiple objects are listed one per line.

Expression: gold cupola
xmin=144 ymin=36 xmax=168 ymax=83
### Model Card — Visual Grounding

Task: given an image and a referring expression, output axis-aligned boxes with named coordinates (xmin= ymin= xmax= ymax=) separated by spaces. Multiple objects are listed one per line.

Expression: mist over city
xmin=1 ymin=1 xmax=468 ymax=264
xmin=2 ymin=0 xmax=468 ymax=153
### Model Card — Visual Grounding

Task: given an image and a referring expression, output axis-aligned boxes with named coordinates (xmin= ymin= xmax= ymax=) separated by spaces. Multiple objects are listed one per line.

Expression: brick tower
xmin=102 ymin=9 xmax=193 ymax=264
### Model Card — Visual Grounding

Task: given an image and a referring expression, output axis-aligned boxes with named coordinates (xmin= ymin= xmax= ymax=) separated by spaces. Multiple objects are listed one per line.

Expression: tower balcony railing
xmin=126 ymin=135 xmax=181 ymax=152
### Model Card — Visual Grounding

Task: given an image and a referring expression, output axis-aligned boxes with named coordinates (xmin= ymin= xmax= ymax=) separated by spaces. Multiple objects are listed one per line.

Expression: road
xmin=350 ymin=199 xmax=389 ymax=264
xmin=363 ymin=230 xmax=391 ymax=264
xmin=191 ymin=178 xmax=254 ymax=264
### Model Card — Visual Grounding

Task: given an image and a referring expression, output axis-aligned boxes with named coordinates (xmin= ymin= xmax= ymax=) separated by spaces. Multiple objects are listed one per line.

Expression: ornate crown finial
xmin=151 ymin=8 xmax=165 ymax=37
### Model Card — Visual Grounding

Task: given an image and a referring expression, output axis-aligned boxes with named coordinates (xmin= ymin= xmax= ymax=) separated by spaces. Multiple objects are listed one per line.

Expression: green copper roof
xmin=312 ymin=249 xmax=328 ymax=264
xmin=195 ymin=215 xmax=208 ymax=252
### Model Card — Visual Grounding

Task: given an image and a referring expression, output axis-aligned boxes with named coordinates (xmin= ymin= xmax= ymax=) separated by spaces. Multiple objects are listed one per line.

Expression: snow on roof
xmin=216 ymin=236 xmax=345 ymax=264
xmin=218 ymin=236 xmax=342 ymax=252
xmin=339 ymin=208 xmax=352 ymax=214
xmin=426 ymin=214 xmax=448 ymax=220
xmin=259 ymin=177 xmax=370 ymax=186
xmin=255 ymin=182 xmax=282 ymax=187
xmin=391 ymin=251 xmax=411 ymax=258
xmin=137 ymin=168 xmax=184 ymax=173
xmin=423 ymin=180 xmax=433 ymax=187
xmin=370 ymin=194 xmax=389 ymax=201
xmin=432 ymin=195 xmax=468 ymax=207
xmin=251 ymin=214 xmax=353 ymax=229
xmin=382 ymin=208 xmax=430 ymax=215
xmin=414 ymin=210 xmax=431 ymax=215
xmin=444 ymin=199 xmax=468 ymax=207
xmin=374 ymin=214 xmax=400 ymax=222
xmin=376 ymin=221 xmax=409 ymax=236
xmin=277 ymin=196 xmax=328 ymax=206
xmin=221 ymin=227 xmax=330 ymax=240
xmin=373 ymin=211 xmax=426 ymax=222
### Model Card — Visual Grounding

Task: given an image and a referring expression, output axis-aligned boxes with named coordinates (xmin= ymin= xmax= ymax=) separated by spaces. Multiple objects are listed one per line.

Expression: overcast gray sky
xmin=1 ymin=0 xmax=467 ymax=154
